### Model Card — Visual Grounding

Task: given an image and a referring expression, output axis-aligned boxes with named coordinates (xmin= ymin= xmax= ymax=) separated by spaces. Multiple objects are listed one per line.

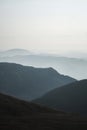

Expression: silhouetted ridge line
xmin=0 ymin=62 xmax=76 ymax=100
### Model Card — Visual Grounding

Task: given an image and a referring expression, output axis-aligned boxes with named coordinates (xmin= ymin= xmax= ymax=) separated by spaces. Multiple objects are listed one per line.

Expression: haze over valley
xmin=0 ymin=49 xmax=87 ymax=80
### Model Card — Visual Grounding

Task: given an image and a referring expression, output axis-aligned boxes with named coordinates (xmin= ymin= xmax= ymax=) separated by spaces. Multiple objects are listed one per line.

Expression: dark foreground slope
xmin=34 ymin=80 xmax=87 ymax=116
xmin=0 ymin=62 xmax=76 ymax=100
xmin=0 ymin=93 xmax=87 ymax=130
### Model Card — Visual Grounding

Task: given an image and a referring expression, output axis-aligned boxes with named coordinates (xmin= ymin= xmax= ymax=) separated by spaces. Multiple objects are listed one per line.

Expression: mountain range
xmin=0 ymin=51 xmax=87 ymax=129
xmin=0 ymin=62 xmax=75 ymax=100
xmin=0 ymin=49 xmax=87 ymax=79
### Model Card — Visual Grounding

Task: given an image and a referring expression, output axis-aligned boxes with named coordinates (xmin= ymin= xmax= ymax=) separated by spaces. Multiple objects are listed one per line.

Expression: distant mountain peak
xmin=0 ymin=48 xmax=31 ymax=57
xmin=6 ymin=48 xmax=30 ymax=52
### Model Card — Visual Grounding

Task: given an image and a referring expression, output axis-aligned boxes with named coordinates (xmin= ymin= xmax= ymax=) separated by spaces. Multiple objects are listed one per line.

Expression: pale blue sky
xmin=0 ymin=0 xmax=87 ymax=54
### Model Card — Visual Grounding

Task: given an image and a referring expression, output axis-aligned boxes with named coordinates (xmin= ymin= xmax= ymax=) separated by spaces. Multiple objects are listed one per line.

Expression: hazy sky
xmin=0 ymin=0 xmax=87 ymax=53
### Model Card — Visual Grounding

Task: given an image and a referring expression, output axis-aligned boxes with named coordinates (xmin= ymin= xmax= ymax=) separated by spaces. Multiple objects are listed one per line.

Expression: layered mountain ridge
xmin=0 ymin=62 xmax=76 ymax=100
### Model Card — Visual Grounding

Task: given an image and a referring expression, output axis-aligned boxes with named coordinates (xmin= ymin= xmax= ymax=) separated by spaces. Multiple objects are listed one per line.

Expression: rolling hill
xmin=33 ymin=80 xmax=87 ymax=116
xmin=0 ymin=93 xmax=87 ymax=130
xmin=0 ymin=62 xmax=76 ymax=100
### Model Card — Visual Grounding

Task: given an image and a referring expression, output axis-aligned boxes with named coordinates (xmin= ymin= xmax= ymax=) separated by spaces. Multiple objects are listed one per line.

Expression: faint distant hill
xmin=1 ymin=93 xmax=87 ymax=130
xmin=34 ymin=80 xmax=87 ymax=116
xmin=0 ymin=49 xmax=31 ymax=57
xmin=0 ymin=62 xmax=76 ymax=100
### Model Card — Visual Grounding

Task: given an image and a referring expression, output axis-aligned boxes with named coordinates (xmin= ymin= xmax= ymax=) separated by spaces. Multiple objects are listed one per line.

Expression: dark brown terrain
xmin=0 ymin=93 xmax=87 ymax=130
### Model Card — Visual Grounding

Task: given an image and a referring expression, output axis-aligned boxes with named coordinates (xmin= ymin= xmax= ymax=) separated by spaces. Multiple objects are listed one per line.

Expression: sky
xmin=0 ymin=0 xmax=87 ymax=54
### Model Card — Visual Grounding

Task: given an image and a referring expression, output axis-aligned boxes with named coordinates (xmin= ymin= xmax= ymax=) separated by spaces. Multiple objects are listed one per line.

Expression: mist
xmin=0 ymin=0 xmax=87 ymax=55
